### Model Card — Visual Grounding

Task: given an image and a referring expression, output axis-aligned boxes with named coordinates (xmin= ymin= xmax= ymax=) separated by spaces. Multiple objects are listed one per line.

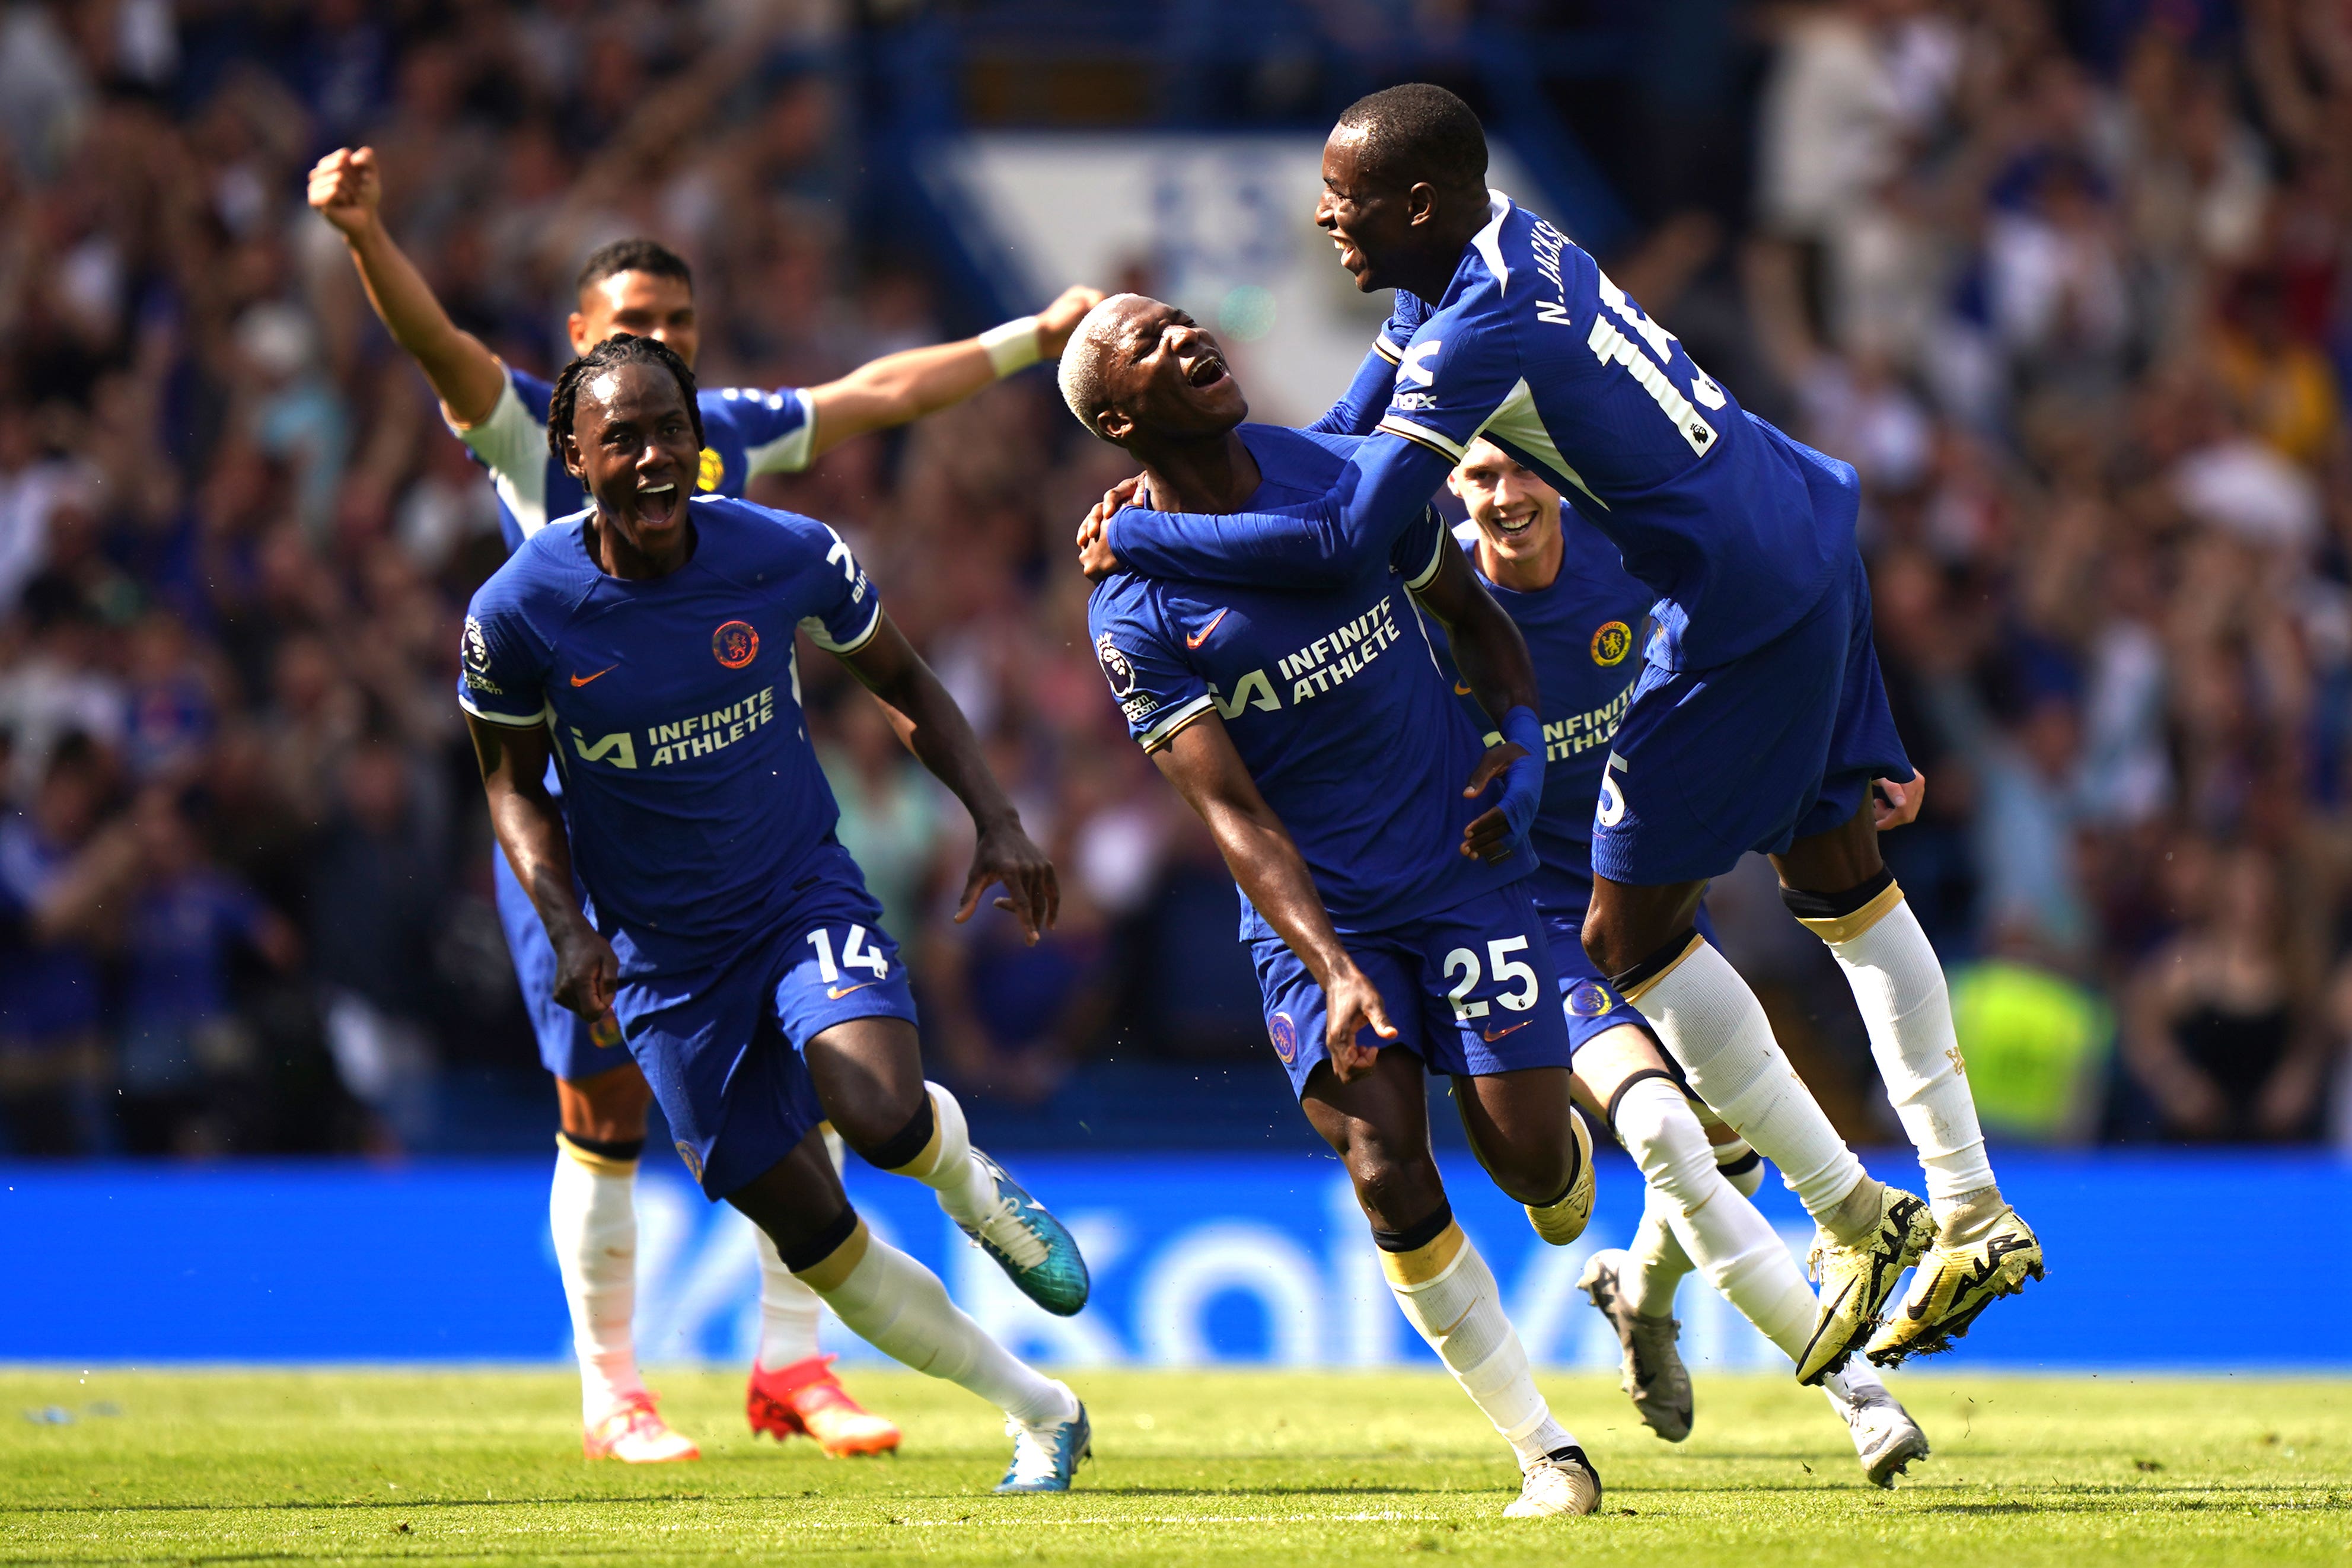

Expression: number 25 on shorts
xmin=1444 ymin=936 xmax=1540 ymax=1022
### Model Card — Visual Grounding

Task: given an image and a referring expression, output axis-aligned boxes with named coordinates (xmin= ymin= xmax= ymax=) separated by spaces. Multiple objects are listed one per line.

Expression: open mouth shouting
xmin=1185 ymin=349 xmax=1229 ymax=390
xmin=634 ymin=478 xmax=680 ymax=526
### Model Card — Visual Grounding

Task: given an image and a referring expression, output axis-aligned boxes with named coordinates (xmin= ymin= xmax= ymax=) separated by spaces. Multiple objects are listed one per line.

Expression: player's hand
xmin=958 ymin=817 xmax=1060 ymax=945
xmin=1036 ymin=285 xmax=1108 ymax=356
xmin=1076 ymin=476 xmax=1143 ymax=582
xmin=1459 ymin=740 xmax=1532 ymax=864
xmin=1321 ymin=962 xmax=1398 ymax=1081
xmin=1873 ymin=769 xmax=1926 ymax=830
xmin=550 ymin=921 xmax=621 ymax=1021
xmin=306 ymin=146 xmax=383 ymax=238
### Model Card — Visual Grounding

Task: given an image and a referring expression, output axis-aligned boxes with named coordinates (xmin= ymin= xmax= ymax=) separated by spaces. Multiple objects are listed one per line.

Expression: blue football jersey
xmin=1086 ymin=423 xmax=1535 ymax=941
xmin=1429 ymin=522 xmax=1647 ymax=917
xmin=1113 ymin=192 xmax=1862 ymax=671
xmin=457 ymin=495 xmax=881 ymax=976
xmin=453 ymin=365 xmax=818 ymax=552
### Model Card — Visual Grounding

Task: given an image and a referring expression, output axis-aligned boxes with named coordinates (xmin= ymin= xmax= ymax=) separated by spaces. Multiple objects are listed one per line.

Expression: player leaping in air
xmin=310 ymin=143 xmax=1101 ymax=1463
xmin=1432 ymin=438 xmax=1928 ymax=1484
xmin=1065 ymin=292 xmax=1603 ymax=1521
xmin=461 ymin=334 xmax=1092 ymax=1494
xmin=1082 ymin=85 xmax=2041 ymax=1381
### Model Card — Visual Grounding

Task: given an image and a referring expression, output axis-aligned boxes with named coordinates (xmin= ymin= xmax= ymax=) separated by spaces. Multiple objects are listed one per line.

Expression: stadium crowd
xmin=0 ymin=0 xmax=2344 ymax=1158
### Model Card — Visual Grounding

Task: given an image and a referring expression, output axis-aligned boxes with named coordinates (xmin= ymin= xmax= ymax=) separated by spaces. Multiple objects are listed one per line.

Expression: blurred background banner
xmin=1 ymin=0 xmax=2350 ymax=1206
xmin=9 ymin=1150 xmax=2351 ymax=1369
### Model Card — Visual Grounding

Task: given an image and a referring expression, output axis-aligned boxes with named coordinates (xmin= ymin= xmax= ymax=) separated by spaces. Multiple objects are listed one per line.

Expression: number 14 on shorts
xmin=1445 ymin=936 xmax=1540 ymax=1021
xmin=807 ymin=925 xmax=891 ymax=984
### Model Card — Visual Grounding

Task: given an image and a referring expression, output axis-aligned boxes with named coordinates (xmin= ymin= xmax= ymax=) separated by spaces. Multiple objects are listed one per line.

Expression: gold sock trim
xmin=555 ymin=1132 xmax=639 ymax=1177
xmin=1379 ymin=1219 xmax=1468 ymax=1286
xmin=1618 ymin=930 xmax=1706 ymax=1005
xmin=884 ymin=1088 xmax=951 ymax=1181
xmin=1793 ymin=880 xmax=1905 ymax=945
xmin=792 ymin=1217 xmax=872 ymax=1293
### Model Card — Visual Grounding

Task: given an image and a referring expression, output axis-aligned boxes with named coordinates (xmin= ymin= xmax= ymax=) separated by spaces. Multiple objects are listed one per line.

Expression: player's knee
xmin=560 ymin=1063 xmax=652 ymax=1140
xmin=1610 ymin=1074 xmax=1714 ymax=1205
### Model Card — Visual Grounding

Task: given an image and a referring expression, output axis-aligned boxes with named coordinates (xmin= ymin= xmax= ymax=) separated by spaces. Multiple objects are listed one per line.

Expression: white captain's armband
xmin=980 ymin=316 xmax=1043 ymax=377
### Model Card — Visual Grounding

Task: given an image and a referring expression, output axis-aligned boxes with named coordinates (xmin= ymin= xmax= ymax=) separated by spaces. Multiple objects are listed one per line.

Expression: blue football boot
xmin=993 ymin=1395 xmax=1090 ymax=1494
xmin=960 ymin=1152 xmax=1091 ymax=1315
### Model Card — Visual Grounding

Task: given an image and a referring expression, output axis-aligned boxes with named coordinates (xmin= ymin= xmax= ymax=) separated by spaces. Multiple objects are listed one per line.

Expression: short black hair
xmin=1334 ymin=83 xmax=1488 ymax=194
xmin=575 ymin=238 xmax=694 ymax=298
xmin=547 ymin=334 xmax=705 ymax=464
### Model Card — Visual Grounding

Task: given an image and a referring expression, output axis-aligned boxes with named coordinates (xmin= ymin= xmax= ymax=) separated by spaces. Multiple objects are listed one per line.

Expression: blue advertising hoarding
xmin=5 ymin=1150 xmax=2349 ymax=1369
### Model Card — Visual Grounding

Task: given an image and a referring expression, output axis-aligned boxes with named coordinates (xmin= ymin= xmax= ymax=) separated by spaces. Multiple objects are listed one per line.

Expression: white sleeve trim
xmin=459 ymin=691 xmax=553 ymax=728
xmin=744 ymin=388 xmax=819 ymax=476
xmin=1371 ymin=333 xmax=1404 ymax=365
xmin=802 ymin=598 xmax=882 ymax=655
xmin=1404 ymin=514 xmax=1448 ymax=591
xmin=1137 ymin=693 xmax=1215 ymax=752
xmin=1377 ymin=415 xmax=1467 ymax=463
xmin=450 ymin=370 xmax=552 ymax=536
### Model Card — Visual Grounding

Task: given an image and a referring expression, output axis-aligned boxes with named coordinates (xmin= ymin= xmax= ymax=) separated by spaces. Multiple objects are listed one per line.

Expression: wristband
xmin=979 ymin=316 xmax=1043 ymax=377
xmin=1500 ymin=705 xmax=1544 ymax=761
xmin=1497 ymin=705 xmax=1546 ymax=848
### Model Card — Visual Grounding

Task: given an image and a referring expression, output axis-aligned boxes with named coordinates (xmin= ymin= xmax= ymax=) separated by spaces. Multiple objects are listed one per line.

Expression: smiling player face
xmin=1094 ymin=298 xmax=1248 ymax=444
xmin=1317 ymin=130 xmax=1414 ymax=295
xmin=564 ymin=361 xmax=702 ymax=570
xmin=571 ymin=271 xmax=700 ymax=367
xmin=1448 ymin=438 xmax=1563 ymax=583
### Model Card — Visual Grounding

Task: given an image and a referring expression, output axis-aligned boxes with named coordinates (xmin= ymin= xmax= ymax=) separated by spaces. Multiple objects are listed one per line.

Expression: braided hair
xmin=546 ymin=333 xmax=705 ymax=467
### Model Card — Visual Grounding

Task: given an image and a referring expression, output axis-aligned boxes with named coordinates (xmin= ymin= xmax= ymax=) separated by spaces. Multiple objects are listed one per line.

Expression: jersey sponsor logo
xmin=1540 ymin=675 xmax=1638 ymax=763
xmin=675 ymin=1140 xmax=704 ymax=1182
xmin=697 ymin=447 xmax=724 ymax=492
xmin=1398 ymin=338 xmax=1442 ymax=388
xmin=572 ymin=728 xmax=639 ymax=769
xmin=1591 ymin=621 xmax=1632 ymax=666
xmin=1566 ymin=980 xmax=1616 ymax=1018
xmin=1210 ymin=668 xmax=1281 ymax=719
xmin=1185 ymin=608 xmax=1230 ymax=649
xmin=571 ymin=664 xmax=619 ymax=687
xmin=1096 ymin=633 xmax=1137 ymax=698
xmin=1271 ymin=595 xmax=1406 ymax=707
xmin=712 ymin=621 xmax=760 ymax=668
xmin=1267 ymin=1011 xmax=1298 ymax=1065
xmin=646 ymin=687 xmax=777 ymax=767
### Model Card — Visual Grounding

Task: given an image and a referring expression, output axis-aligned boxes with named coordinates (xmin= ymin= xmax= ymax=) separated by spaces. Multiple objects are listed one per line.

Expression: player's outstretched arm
xmin=307 ymin=146 xmax=506 ymax=427
xmin=1104 ymin=431 xmax=1455 ymax=589
xmin=1409 ymin=540 xmax=1545 ymax=866
xmin=1148 ymin=713 xmax=1397 ymax=1078
xmin=465 ymin=712 xmax=617 ymax=1018
xmin=799 ymin=285 xmax=1104 ymax=462
xmin=836 ymin=611 xmax=1059 ymax=944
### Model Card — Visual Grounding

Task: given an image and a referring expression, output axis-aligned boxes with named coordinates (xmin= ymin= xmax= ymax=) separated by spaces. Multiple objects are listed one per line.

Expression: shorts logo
xmin=1268 ymin=1011 xmax=1298 ymax=1065
xmin=1097 ymin=633 xmax=1137 ymax=699
xmin=713 ymin=620 xmax=760 ymax=668
xmin=589 ymin=1012 xmax=624 ymax=1048
xmin=697 ymin=447 xmax=725 ymax=492
xmin=1591 ymin=621 xmax=1633 ymax=666
xmin=675 ymin=1141 xmax=704 ymax=1181
xmin=1567 ymin=980 xmax=1617 ymax=1018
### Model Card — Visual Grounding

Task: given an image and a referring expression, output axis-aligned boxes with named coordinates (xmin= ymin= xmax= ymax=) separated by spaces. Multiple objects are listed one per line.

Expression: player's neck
xmin=586 ymin=511 xmax=696 ymax=579
xmin=1391 ymin=194 xmax=1490 ymax=301
xmin=1479 ymin=530 xmax=1564 ymax=594
xmin=1136 ymin=428 xmax=1263 ymax=516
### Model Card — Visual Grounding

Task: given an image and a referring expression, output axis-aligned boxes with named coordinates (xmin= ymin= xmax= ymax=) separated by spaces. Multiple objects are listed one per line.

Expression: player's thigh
xmin=1451 ymin=1065 xmax=1577 ymax=1203
xmin=774 ymin=887 xmax=923 ymax=1153
xmin=1299 ymin=1046 xmax=1446 ymax=1231
xmin=556 ymin=1056 xmax=653 ymax=1140
xmin=722 ymin=1125 xmax=853 ymax=1261
xmin=1568 ymin=1022 xmax=1681 ymax=1123
xmin=801 ymin=1015 xmax=925 ymax=1153
xmin=1582 ymin=874 xmax=1709 ymax=976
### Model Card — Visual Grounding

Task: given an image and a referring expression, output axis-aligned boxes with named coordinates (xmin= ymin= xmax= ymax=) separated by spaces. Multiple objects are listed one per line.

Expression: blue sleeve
xmin=1304 ymin=295 xmax=1428 ymax=436
xmin=1088 ymin=585 xmax=1212 ymax=752
xmin=457 ymin=579 xmax=554 ymax=728
xmin=710 ymin=387 xmax=818 ymax=476
xmin=1111 ymin=301 xmax=1513 ymax=588
xmin=791 ymin=517 xmax=883 ymax=654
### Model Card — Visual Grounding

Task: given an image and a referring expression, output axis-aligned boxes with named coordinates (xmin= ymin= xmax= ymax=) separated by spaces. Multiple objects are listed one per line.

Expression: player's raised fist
xmin=1036 ymin=285 xmax=1107 ymax=356
xmin=306 ymin=146 xmax=382 ymax=237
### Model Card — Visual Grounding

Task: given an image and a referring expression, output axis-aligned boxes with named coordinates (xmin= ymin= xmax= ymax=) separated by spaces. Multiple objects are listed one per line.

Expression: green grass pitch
xmin=3 ymin=1368 xmax=2345 ymax=1566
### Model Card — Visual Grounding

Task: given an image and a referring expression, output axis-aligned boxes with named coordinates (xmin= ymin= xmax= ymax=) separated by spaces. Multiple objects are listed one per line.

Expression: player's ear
xmin=566 ymin=311 xmax=590 ymax=357
xmin=1095 ymin=407 xmax=1133 ymax=444
xmin=1406 ymin=180 xmax=1438 ymax=227
xmin=557 ymin=429 xmax=584 ymax=479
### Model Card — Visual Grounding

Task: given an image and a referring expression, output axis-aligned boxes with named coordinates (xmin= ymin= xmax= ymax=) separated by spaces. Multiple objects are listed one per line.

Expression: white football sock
xmin=885 ymin=1082 xmax=999 ymax=1229
xmin=1612 ymin=1076 xmax=1817 ymax=1363
xmin=796 ymin=1218 xmax=1074 ymax=1427
xmin=1383 ymin=1220 xmax=1575 ymax=1468
xmin=1819 ymin=1356 xmax=1890 ymax=1415
xmin=1621 ymin=1114 xmax=1764 ymax=1318
xmin=753 ymin=1228 xmax=827 ymax=1373
xmin=1626 ymin=937 xmax=1869 ymax=1225
xmin=550 ymin=1136 xmax=647 ymax=1423
xmin=1810 ymin=891 xmax=1999 ymax=1215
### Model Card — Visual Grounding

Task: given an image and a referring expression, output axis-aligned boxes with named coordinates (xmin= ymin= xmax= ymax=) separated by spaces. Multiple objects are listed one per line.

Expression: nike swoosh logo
xmin=1454 ymin=682 xmax=1474 ymax=696
xmin=1433 ymin=1293 xmax=1484 ymax=1338
xmin=571 ymin=665 xmax=618 ymax=687
xmin=826 ymin=981 xmax=878 ymax=999
xmin=1185 ymin=608 xmax=1231 ymax=649
xmin=1483 ymin=1019 xmax=1532 ymax=1041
